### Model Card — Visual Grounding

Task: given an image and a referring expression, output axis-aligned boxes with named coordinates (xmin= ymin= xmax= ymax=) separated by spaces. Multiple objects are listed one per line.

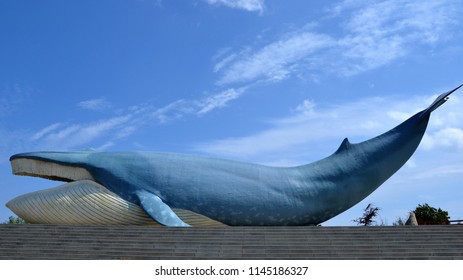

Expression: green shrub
xmin=414 ymin=203 xmax=449 ymax=225
xmin=3 ymin=216 xmax=28 ymax=224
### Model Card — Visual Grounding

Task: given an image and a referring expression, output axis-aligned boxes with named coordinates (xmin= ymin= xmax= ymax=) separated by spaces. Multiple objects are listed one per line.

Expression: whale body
xmin=7 ymin=84 xmax=462 ymax=226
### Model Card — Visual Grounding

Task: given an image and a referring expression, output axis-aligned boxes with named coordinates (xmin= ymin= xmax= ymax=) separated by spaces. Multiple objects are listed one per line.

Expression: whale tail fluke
xmin=420 ymin=83 xmax=463 ymax=118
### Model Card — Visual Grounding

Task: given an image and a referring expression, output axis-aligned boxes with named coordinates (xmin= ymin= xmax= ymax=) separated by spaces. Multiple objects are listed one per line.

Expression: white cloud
xmin=294 ymin=99 xmax=316 ymax=116
xmin=78 ymin=98 xmax=111 ymax=111
xmin=150 ymin=100 xmax=193 ymax=124
xmin=196 ymin=88 xmax=245 ymax=115
xmin=214 ymin=0 xmax=461 ymax=83
xmin=213 ymin=52 xmax=238 ymax=73
xmin=216 ymin=32 xmax=335 ymax=85
xmin=78 ymin=116 xmax=131 ymax=140
xmin=410 ymin=164 xmax=463 ymax=180
xmin=31 ymin=123 xmax=63 ymax=141
xmin=25 ymin=87 xmax=252 ymax=151
xmin=94 ymin=141 xmax=115 ymax=151
xmin=329 ymin=0 xmax=459 ymax=40
xmin=332 ymin=0 xmax=460 ymax=76
xmin=36 ymin=115 xmax=132 ymax=149
xmin=205 ymin=0 xmax=265 ymax=13
xmin=148 ymin=88 xmax=247 ymax=122
xmin=422 ymin=128 xmax=463 ymax=151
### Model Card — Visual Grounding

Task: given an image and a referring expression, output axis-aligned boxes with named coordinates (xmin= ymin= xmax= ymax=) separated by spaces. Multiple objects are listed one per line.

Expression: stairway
xmin=1 ymin=225 xmax=462 ymax=259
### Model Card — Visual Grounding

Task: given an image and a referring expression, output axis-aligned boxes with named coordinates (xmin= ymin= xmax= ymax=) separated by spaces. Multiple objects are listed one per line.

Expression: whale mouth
xmin=11 ymin=157 xmax=95 ymax=182
xmin=7 ymin=157 xmax=160 ymax=226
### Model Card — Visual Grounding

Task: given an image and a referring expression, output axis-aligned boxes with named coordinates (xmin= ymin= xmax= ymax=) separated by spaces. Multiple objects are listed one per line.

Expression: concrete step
xmin=1 ymin=225 xmax=462 ymax=259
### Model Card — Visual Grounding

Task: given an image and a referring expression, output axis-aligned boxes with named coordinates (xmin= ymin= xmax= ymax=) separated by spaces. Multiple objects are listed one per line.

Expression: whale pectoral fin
xmin=135 ymin=190 xmax=190 ymax=227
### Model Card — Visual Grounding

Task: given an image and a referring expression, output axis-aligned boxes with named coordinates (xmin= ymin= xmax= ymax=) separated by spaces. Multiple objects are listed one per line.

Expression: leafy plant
xmin=414 ymin=203 xmax=449 ymax=225
xmin=3 ymin=216 xmax=28 ymax=224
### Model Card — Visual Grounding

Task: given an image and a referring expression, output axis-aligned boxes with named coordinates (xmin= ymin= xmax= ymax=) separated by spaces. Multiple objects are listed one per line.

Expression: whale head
xmin=7 ymin=151 xmax=162 ymax=225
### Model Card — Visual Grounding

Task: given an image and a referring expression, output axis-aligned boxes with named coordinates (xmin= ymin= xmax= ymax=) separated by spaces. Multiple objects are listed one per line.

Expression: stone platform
xmin=1 ymin=224 xmax=462 ymax=259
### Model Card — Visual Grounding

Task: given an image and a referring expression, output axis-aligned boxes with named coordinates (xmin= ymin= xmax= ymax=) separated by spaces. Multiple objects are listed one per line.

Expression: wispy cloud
xmin=26 ymin=102 xmax=155 ymax=151
xmin=216 ymin=32 xmax=335 ymax=85
xmin=422 ymin=128 xmax=463 ymax=151
xmin=149 ymin=87 xmax=247 ymax=122
xmin=31 ymin=123 xmax=63 ymax=141
xmin=28 ymin=87 xmax=248 ymax=150
xmin=332 ymin=0 xmax=459 ymax=44
xmin=150 ymin=99 xmax=191 ymax=124
xmin=196 ymin=88 xmax=245 ymax=115
xmin=78 ymin=98 xmax=111 ymax=111
xmin=36 ymin=115 xmax=132 ymax=150
xmin=332 ymin=0 xmax=461 ymax=76
xmin=214 ymin=0 xmax=461 ymax=83
xmin=205 ymin=0 xmax=265 ymax=14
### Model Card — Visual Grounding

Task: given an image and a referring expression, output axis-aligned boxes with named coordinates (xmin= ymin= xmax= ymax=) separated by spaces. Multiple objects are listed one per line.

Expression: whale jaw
xmin=11 ymin=157 xmax=94 ymax=182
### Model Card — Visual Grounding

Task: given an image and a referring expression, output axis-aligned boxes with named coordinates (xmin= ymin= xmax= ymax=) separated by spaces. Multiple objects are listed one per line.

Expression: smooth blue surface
xmin=10 ymin=85 xmax=461 ymax=226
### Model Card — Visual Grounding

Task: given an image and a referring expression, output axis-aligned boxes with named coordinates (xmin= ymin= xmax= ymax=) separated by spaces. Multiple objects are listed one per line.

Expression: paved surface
xmin=1 ymin=225 xmax=462 ymax=259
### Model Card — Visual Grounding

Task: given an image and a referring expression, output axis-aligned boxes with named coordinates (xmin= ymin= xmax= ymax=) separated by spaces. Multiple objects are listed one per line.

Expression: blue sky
xmin=1 ymin=0 xmax=462 ymax=225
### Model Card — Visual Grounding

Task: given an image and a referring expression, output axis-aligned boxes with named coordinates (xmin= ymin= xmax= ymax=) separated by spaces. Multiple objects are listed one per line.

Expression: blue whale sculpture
xmin=7 ymin=84 xmax=462 ymax=226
